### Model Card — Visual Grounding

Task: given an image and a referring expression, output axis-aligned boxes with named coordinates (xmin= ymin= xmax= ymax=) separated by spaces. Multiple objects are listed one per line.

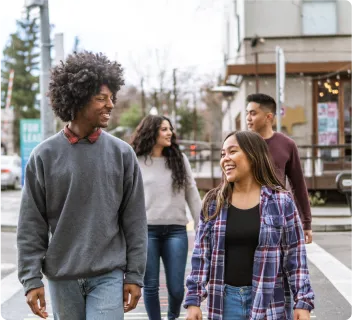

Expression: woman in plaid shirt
xmin=184 ymin=131 xmax=314 ymax=320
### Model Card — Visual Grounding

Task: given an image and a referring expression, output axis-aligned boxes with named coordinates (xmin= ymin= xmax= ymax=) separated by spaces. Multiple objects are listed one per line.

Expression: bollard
xmin=336 ymin=171 xmax=352 ymax=215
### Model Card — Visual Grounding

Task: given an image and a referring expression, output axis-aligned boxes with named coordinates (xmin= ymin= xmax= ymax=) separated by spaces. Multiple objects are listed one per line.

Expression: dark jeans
xmin=143 ymin=225 xmax=188 ymax=320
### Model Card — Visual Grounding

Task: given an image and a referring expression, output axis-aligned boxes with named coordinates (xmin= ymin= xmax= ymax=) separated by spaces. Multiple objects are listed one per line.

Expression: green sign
xmin=20 ymin=119 xmax=42 ymax=185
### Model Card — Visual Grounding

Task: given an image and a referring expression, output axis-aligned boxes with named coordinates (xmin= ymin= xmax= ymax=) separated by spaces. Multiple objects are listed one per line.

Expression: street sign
xmin=336 ymin=171 xmax=352 ymax=215
xmin=275 ymin=46 xmax=286 ymax=132
xmin=280 ymin=106 xmax=285 ymax=117
xmin=278 ymin=48 xmax=285 ymax=103
xmin=24 ymin=0 xmax=44 ymax=8
xmin=20 ymin=119 xmax=42 ymax=185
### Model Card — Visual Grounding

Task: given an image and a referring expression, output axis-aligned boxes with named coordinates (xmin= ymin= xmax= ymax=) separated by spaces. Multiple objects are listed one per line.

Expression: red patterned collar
xmin=63 ymin=125 xmax=102 ymax=144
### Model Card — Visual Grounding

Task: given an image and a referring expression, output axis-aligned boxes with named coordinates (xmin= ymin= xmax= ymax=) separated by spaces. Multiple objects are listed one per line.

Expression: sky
xmin=0 ymin=0 xmax=225 ymax=90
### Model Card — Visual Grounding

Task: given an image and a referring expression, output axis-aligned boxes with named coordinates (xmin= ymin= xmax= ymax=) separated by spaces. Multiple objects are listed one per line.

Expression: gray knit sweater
xmin=137 ymin=153 xmax=201 ymax=229
xmin=17 ymin=130 xmax=147 ymax=294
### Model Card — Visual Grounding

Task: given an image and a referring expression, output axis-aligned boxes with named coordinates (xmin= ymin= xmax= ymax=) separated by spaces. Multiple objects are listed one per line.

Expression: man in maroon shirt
xmin=246 ymin=93 xmax=312 ymax=243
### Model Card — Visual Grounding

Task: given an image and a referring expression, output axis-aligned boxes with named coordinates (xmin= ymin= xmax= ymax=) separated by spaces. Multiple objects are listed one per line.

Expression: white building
xmin=222 ymin=0 xmax=351 ymax=149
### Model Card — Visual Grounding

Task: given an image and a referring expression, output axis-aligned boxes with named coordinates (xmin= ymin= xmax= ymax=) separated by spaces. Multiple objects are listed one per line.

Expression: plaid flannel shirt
xmin=184 ymin=186 xmax=314 ymax=320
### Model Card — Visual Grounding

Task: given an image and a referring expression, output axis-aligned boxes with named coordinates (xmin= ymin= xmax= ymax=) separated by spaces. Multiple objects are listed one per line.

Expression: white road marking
xmin=0 ymin=269 xmax=23 ymax=304
xmin=307 ymin=241 xmax=352 ymax=306
xmin=1 ymin=263 xmax=16 ymax=272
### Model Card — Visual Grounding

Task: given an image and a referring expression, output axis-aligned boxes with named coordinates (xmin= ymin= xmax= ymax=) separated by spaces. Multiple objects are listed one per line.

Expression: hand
xmin=26 ymin=287 xmax=48 ymax=319
xmin=294 ymin=309 xmax=310 ymax=320
xmin=186 ymin=306 xmax=202 ymax=320
xmin=304 ymin=230 xmax=313 ymax=244
xmin=123 ymin=284 xmax=142 ymax=313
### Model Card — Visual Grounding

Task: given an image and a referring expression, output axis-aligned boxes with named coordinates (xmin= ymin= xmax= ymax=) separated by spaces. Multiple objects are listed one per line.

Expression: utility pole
xmin=193 ymin=92 xmax=197 ymax=141
xmin=25 ymin=0 xmax=54 ymax=140
xmin=172 ymin=69 xmax=178 ymax=126
xmin=275 ymin=46 xmax=285 ymax=133
xmin=141 ymin=77 xmax=146 ymax=117
xmin=153 ymin=90 xmax=159 ymax=112
xmin=3 ymin=70 xmax=15 ymax=154
xmin=255 ymin=52 xmax=259 ymax=93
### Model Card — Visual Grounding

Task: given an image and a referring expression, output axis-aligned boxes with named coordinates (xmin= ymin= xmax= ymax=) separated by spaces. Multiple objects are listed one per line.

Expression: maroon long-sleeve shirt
xmin=265 ymin=132 xmax=312 ymax=230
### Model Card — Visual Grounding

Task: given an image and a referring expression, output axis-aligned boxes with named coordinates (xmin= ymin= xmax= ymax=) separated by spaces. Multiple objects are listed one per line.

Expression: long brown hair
xmin=130 ymin=115 xmax=187 ymax=192
xmin=202 ymin=131 xmax=286 ymax=221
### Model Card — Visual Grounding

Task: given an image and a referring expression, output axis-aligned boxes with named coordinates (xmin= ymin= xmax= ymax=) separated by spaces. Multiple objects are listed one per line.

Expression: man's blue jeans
xmin=223 ymin=285 xmax=252 ymax=320
xmin=143 ymin=225 xmax=188 ymax=320
xmin=48 ymin=268 xmax=124 ymax=320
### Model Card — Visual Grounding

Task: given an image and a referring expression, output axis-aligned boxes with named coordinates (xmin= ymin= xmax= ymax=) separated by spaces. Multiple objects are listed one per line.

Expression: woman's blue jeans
xmin=143 ymin=225 xmax=188 ymax=320
xmin=223 ymin=284 xmax=252 ymax=320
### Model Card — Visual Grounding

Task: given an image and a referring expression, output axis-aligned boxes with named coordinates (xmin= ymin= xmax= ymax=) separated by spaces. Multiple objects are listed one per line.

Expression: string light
xmin=335 ymin=81 xmax=339 ymax=87
xmin=319 ymin=92 xmax=324 ymax=97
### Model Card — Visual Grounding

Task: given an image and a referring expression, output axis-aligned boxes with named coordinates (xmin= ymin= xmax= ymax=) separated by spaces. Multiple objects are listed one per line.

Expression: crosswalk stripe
xmin=307 ymin=241 xmax=352 ymax=305
xmin=1 ymin=263 xmax=16 ymax=271
xmin=0 ymin=269 xmax=23 ymax=304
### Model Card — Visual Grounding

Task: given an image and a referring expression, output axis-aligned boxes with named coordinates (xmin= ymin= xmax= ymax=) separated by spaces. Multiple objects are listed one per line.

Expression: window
xmin=302 ymin=1 xmax=337 ymax=35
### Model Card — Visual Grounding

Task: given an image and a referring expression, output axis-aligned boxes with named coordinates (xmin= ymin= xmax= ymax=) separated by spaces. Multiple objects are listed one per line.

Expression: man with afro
xmin=17 ymin=51 xmax=147 ymax=319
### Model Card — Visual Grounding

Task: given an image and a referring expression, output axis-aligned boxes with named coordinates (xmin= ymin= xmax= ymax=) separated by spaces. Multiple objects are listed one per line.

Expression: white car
xmin=1 ymin=155 xmax=22 ymax=189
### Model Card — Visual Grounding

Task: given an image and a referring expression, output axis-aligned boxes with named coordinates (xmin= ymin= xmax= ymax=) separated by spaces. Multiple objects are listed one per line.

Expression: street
xmin=1 ymin=190 xmax=352 ymax=319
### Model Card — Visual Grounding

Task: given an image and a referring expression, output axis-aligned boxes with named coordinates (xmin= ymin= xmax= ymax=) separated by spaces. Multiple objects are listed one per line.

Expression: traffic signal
xmin=190 ymin=144 xmax=196 ymax=157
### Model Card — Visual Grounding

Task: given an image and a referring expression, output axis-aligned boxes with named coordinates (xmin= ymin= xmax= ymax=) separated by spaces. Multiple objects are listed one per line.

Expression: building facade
xmin=222 ymin=0 xmax=351 ymax=189
xmin=223 ymin=0 xmax=352 ymax=188
xmin=223 ymin=0 xmax=352 ymax=189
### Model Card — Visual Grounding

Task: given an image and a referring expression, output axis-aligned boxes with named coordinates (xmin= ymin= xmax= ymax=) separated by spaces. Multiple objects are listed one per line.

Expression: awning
xmin=226 ymin=61 xmax=352 ymax=78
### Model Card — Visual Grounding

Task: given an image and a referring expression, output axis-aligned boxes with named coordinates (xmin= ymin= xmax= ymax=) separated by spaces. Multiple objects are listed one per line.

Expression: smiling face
xmin=220 ymin=135 xmax=253 ymax=183
xmin=78 ymin=85 xmax=114 ymax=128
xmin=155 ymin=120 xmax=173 ymax=148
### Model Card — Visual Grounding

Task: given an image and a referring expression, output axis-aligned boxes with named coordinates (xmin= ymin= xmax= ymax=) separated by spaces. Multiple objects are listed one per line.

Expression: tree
xmin=119 ymin=104 xmax=143 ymax=131
xmin=1 ymin=11 xmax=40 ymax=152
xmin=177 ymin=105 xmax=204 ymax=140
xmin=201 ymin=83 xmax=223 ymax=146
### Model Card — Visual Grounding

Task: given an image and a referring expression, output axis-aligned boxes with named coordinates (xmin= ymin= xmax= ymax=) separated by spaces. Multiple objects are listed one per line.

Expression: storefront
xmin=313 ymin=75 xmax=351 ymax=161
xmin=225 ymin=60 xmax=351 ymax=189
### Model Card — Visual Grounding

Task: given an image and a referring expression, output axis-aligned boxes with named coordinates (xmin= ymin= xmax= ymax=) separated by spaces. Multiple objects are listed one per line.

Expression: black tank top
xmin=224 ymin=204 xmax=260 ymax=286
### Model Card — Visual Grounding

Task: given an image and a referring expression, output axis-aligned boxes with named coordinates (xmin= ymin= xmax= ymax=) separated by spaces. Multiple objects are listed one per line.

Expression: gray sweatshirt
xmin=17 ymin=130 xmax=147 ymax=294
xmin=138 ymin=154 xmax=201 ymax=229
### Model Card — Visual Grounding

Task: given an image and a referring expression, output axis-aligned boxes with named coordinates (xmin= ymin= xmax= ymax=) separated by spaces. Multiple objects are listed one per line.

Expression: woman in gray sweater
xmin=131 ymin=115 xmax=201 ymax=320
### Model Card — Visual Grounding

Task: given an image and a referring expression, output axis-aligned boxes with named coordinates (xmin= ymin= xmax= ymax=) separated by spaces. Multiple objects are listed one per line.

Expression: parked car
xmin=1 ymin=155 xmax=22 ymax=190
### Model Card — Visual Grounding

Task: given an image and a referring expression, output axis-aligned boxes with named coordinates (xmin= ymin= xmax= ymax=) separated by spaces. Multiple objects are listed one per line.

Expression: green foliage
xmin=309 ymin=191 xmax=326 ymax=206
xmin=177 ymin=106 xmax=203 ymax=140
xmin=119 ymin=104 xmax=143 ymax=130
xmin=1 ymin=11 xmax=40 ymax=151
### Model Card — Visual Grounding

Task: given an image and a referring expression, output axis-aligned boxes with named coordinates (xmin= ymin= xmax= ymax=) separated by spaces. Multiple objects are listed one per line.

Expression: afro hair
xmin=49 ymin=51 xmax=124 ymax=122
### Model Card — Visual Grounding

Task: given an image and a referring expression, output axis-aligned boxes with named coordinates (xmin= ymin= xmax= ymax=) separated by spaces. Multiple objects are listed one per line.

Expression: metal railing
xmin=179 ymin=142 xmax=351 ymax=190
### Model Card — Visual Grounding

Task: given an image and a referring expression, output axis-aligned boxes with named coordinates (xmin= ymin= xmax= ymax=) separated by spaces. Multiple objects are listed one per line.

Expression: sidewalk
xmin=309 ymin=206 xmax=351 ymax=232
xmin=1 ymin=190 xmax=351 ymax=232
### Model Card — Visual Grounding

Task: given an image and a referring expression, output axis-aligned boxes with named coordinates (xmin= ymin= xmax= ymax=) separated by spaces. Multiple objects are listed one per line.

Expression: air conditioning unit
xmin=24 ymin=0 xmax=44 ymax=8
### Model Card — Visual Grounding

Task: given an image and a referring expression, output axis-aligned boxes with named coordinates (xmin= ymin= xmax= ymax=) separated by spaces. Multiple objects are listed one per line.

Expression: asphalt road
xmin=1 ymin=189 xmax=351 ymax=319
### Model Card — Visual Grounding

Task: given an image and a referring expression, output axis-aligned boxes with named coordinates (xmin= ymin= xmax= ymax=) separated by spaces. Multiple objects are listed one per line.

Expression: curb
xmin=2 ymin=224 xmax=351 ymax=233
xmin=312 ymin=224 xmax=351 ymax=232
xmin=1 ymin=225 xmax=17 ymax=233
